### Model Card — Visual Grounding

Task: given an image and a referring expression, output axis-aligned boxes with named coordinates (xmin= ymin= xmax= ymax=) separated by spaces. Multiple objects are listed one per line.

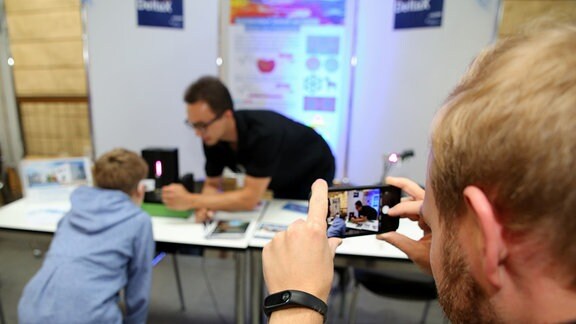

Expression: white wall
xmin=85 ymin=0 xmax=499 ymax=184
xmin=348 ymin=0 xmax=499 ymax=185
xmin=85 ymin=0 xmax=219 ymax=177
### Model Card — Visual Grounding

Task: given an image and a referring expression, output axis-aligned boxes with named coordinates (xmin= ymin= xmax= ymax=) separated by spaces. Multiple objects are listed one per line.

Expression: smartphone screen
xmin=326 ymin=185 xmax=401 ymax=238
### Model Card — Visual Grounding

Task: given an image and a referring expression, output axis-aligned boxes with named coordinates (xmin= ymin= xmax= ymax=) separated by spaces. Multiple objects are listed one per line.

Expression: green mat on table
xmin=142 ymin=203 xmax=192 ymax=218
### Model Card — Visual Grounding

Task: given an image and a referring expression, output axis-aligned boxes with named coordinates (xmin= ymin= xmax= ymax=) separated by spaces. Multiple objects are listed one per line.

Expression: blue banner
xmin=394 ymin=0 xmax=443 ymax=29
xmin=137 ymin=0 xmax=183 ymax=29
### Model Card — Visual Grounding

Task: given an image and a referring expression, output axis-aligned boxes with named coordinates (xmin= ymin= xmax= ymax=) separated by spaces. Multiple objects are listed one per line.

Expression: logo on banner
xmin=394 ymin=0 xmax=443 ymax=29
xmin=137 ymin=0 xmax=183 ymax=29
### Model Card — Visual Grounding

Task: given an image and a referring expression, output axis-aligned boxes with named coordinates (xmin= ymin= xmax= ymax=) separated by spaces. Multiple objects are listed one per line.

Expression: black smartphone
xmin=326 ymin=185 xmax=401 ymax=238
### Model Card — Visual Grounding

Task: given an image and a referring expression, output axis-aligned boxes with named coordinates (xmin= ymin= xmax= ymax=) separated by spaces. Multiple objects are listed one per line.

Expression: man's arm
xmin=191 ymin=175 xmax=271 ymax=210
xmin=270 ymin=308 xmax=324 ymax=323
xmin=162 ymin=175 xmax=271 ymax=212
xmin=263 ymin=180 xmax=342 ymax=324
xmin=194 ymin=176 xmax=222 ymax=222
xmin=350 ymin=216 xmax=367 ymax=224
xmin=202 ymin=176 xmax=222 ymax=194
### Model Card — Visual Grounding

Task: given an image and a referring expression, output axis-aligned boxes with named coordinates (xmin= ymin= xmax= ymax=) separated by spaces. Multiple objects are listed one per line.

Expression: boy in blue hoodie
xmin=18 ymin=148 xmax=155 ymax=324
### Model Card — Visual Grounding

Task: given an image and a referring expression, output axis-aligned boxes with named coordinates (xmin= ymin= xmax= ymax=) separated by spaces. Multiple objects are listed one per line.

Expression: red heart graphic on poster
xmin=257 ymin=59 xmax=275 ymax=73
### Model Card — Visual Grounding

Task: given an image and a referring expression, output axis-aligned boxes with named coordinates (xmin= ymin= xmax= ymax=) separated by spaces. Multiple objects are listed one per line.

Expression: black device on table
xmin=141 ymin=148 xmax=195 ymax=203
xmin=141 ymin=148 xmax=180 ymax=203
xmin=326 ymin=185 xmax=401 ymax=238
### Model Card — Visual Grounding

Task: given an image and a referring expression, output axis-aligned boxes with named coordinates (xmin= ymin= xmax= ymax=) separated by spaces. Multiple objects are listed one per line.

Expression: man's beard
xmin=437 ymin=229 xmax=501 ymax=323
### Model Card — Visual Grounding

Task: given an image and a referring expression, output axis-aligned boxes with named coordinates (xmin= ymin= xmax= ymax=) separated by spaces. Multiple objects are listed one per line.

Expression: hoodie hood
xmin=67 ymin=186 xmax=141 ymax=234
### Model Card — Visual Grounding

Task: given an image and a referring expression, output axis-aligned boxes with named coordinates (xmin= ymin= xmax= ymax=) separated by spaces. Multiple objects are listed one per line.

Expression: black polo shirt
xmin=203 ymin=110 xmax=335 ymax=199
xmin=359 ymin=205 xmax=378 ymax=221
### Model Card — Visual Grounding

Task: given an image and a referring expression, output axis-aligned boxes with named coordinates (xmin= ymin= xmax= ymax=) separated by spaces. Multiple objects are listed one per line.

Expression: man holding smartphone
xmin=262 ymin=23 xmax=576 ymax=323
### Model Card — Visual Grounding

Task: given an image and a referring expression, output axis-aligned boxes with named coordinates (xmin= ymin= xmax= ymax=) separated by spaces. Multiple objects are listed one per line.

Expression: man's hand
xmin=194 ymin=208 xmax=214 ymax=223
xmin=377 ymin=177 xmax=432 ymax=274
xmin=161 ymin=183 xmax=194 ymax=211
xmin=262 ymin=179 xmax=342 ymax=303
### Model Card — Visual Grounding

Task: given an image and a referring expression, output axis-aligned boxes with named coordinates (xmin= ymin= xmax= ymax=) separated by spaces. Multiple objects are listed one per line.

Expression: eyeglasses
xmin=184 ymin=113 xmax=223 ymax=132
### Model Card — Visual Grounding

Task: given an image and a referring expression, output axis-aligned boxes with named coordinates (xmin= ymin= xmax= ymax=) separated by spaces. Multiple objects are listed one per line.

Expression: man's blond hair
xmin=430 ymin=22 xmax=576 ymax=281
xmin=93 ymin=148 xmax=148 ymax=195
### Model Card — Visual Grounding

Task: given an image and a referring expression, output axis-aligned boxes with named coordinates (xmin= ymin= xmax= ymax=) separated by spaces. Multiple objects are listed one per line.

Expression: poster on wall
xmin=221 ymin=0 xmax=356 ymax=179
xmin=394 ymin=0 xmax=443 ymax=29
xmin=137 ymin=0 xmax=183 ymax=29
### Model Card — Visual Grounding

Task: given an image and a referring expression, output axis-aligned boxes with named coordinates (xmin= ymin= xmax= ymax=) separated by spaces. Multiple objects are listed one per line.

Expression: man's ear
xmin=463 ymin=186 xmax=507 ymax=294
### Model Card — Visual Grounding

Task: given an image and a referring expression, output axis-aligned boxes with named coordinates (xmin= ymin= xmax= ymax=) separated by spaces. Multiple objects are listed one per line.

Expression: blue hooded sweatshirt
xmin=327 ymin=217 xmax=346 ymax=238
xmin=18 ymin=186 xmax=155 ymax=324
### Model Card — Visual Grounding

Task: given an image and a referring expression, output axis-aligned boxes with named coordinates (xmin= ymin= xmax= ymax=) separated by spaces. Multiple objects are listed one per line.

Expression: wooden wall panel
xmin=4 ymin=0 xmax=92 ymax=157
xmin=13 ymin=69 xmax=87 ymax=96
xmin=4 ymin=0 xmax=79 ymax=12
xmin=10 ymin=41 xmax=84 ymax=68
xmin=20 ymin=102 xmax=91 ymax=156
xmin=500 ymin=1 xmax=576 ymax=37
xmin=6 ymin=10 xmax=82 ymax=41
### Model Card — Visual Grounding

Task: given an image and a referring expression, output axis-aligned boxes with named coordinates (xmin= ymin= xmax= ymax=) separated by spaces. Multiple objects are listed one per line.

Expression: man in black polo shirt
xmin=162 ymin=76 xmax=335 ymax=221
xmin=350 ymin=200 xmax=377 ymax=224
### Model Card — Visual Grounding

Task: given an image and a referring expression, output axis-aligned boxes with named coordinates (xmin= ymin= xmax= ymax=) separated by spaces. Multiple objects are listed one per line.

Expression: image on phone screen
xmin=326 ymin=185 xmax=401 ymax=238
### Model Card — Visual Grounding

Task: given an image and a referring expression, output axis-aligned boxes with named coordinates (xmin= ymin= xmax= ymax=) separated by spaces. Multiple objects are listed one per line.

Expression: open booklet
xmin=251 ymin=202 xmax=306 ymax=239
xmin=204 ymin=219 xmax=252 ymax=239
xmin=252 ymin=223 xmax=288 ymax=239
xmin=203 ymin=201 xmax=269 ymax=239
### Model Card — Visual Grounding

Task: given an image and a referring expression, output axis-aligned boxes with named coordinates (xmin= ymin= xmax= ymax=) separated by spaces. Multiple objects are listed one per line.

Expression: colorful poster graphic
xmin=230 ymin=0 xmax=345 ymax=25
xmin=137 ymin=0 xmax=183 ymax=29
xmin=224 ymin=0 xmax=352 ymax=168
xmin=394 ymin=0 xmax=443 ymax=29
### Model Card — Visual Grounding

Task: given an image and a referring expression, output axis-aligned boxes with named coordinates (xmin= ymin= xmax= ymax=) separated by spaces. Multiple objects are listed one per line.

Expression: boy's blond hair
xmin=93 ymin=148 xmax=148 ymax=195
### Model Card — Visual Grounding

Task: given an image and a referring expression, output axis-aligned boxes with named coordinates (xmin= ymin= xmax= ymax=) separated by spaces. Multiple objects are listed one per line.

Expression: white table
xmin=152 ymin=206 xmax=263 ymax=250
xmin=248 ymin=199 xmax=424 ymax=324
xmin=0 ymin=197 xmax=266 ymax=324
xmin=249 ymin=199 xmax=422 ymax=256
xmin=0 ymin=199 xmax=69 ymax=233
xmin=1 ymin=197 xmax=425 ymax=324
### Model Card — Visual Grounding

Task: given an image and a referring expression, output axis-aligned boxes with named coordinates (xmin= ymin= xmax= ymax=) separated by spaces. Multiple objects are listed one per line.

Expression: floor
xmin=0 ymin=230 xmax=448 ymax=324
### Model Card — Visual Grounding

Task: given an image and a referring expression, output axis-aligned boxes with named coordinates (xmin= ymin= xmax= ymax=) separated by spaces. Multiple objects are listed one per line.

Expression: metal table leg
xmin=172 ymin=252 xmax=186 ymax=311
xmin=250 ymin=249 xmax=264 ymax=324
xmin=235 ymin=251 xmax=247 ymax=324
xmin=0 ymin=288 xmax=5 ymax=324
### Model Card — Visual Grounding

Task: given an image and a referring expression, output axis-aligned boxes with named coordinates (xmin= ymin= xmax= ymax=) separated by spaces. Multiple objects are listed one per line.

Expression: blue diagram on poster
xmin=137 ymin=0 xmax=183 ymax=29
xmin=394 ymin=0 xmax=443 ymax=29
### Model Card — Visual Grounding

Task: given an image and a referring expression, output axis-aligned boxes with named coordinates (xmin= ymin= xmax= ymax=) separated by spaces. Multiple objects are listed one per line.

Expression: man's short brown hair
xmin=430 ymin=22 xmax=576 ymax=282
xmin=93 ymin=148 xmax=148 ymax=195
xmin=183 ymin=76 xmax=234 ymax=115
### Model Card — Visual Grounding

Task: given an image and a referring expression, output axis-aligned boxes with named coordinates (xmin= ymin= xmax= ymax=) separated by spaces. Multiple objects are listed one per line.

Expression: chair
xmin=348 ymin=268 xmax=438 ymax=324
